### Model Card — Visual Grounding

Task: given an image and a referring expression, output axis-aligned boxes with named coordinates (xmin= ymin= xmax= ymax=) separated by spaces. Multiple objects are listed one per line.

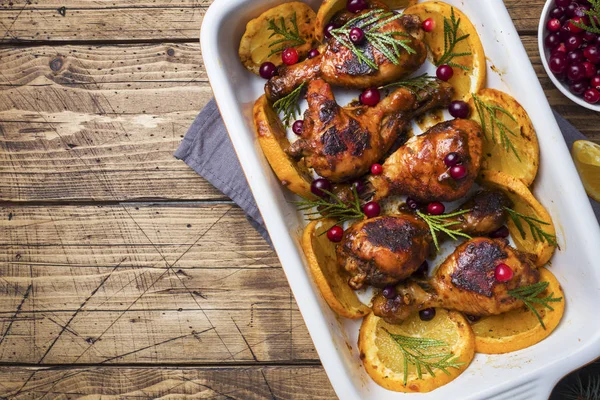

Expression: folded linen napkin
xmin=174 ymin=99 xmax=600 ymax=246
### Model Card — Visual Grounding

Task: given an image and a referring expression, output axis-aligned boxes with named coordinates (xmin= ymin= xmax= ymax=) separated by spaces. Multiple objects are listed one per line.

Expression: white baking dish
xmin=200 ymin=1 xmax=600 ymax=398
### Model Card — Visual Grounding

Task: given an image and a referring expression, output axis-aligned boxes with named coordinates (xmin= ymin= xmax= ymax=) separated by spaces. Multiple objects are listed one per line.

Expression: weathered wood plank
xmin=0 ymin=0 xmax=543 ymax=42
xmin=0 ymin=366 xmax=335 ymax=400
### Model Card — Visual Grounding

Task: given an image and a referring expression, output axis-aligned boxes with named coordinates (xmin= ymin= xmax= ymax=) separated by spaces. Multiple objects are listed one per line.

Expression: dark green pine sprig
xmin=436 ymin=7 xmax=472 ymax=70
xmin=294 ymin=186 xmax=366 ymax=224
xmin=507 ymin=281 xmax=563 ymax=329
xmin=273 ymin=82 xmax=307 ymax=127
xmin=505 ymin=207 xmax=557 ymax=246
xmin=572 ymin=0 xmax=600 ymax=34
xmin=472 ymin=93 xmax=521 ymax=161
xmin=384 ymin=329 xmax=465 ymax=386
xmin=330 ymin=9 xmax=415 ymax=71
xmin=416 ymin=209 xmax=472 ymax=251
xmin=267 ymin=12 xmax=306 ymax=57
xmin=381 ymin=73 xmax=439 ymax=100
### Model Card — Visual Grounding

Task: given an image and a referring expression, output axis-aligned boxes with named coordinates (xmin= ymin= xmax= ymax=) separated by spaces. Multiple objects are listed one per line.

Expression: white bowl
xmin=538 ymin=0 xmax=600 ymax=111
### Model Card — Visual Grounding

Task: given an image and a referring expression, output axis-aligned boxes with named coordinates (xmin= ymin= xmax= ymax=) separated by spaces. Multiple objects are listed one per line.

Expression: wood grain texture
xmin=0 ymin=366 xmax=335 ymax=399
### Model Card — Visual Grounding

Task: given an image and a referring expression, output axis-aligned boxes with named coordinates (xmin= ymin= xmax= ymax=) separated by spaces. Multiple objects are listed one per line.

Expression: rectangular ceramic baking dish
xmin=200 ymin=1 xmax=600 ymax=398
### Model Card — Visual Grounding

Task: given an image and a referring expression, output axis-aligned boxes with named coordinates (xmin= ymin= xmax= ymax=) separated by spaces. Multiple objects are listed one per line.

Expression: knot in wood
xmin=167 ymin=48 xmax=175 ymax=57
xmin=49 ymin=57 xmax=64 ymax=72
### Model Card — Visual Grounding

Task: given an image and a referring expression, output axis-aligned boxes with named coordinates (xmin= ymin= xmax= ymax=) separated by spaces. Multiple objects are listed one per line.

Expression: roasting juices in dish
xmin=241 ymin=0 xmax=563 ymax=393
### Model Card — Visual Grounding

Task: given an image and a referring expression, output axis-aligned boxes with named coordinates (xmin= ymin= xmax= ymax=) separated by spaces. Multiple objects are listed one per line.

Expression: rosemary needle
xmin=267 ymin=12 xmax=306 ymax=57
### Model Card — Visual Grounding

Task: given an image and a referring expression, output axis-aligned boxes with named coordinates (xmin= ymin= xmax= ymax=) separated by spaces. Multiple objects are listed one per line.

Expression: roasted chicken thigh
xmin=369 ymin=119 xmax=484 ymax=202
xmin=372 ymin=238 xmax=540 ymax=323
xmin=287 ymin=79 xmax=454 ymax=182
xmin=265 ymin=8 xmax=427 ymax=101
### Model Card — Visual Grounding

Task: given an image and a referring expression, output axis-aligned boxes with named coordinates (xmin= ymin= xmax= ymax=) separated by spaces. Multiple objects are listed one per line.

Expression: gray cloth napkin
xmin=174 ymin=99 xmax=600 ymax=245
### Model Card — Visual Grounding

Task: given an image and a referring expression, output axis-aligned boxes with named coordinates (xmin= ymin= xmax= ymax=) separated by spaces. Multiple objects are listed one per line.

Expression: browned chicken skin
xmin=265 ymin=8 xmax=427 ymax=101
xmin=369 ymin=119 xmax=484 ymax=202
xmin=287 ymin=79 xmax=454 ymax=182
xmin=337 ymin=214 xmax=433 ymax=289
xmin=372 ymin=238 xmax=540 ymax=323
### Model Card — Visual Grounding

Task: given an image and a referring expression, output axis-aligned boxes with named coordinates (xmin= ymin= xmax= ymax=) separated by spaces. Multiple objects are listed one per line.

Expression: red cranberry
xmin=583 ymin=61 xmax=597 ymax=77
xmin=547 ymin=18 xmax=562 ymax=31
xmin=591 ymin=75 xmax=600 ymax=89
xmin=308 ymin=49 xmax=320 ymax=59
xmin=448 ymin=100 xmax=470 ymax=119
xmin=311 ymin=178 xmax=332 ymax=197
xmin=382 ymin=285 xmax=396 ymax=299
xmin=550 ymin=6 xmax=566 ymax=19
xmin=584 ymin=44 xmax=600 ymax=64
xmin=567 ymin=17 xmax=585 ymax=33
xmin=556 ymin=0 xmax=570 ymax=7
xmin=436 ymin=64 xmax=454 ymax=81
xmin=349 ymin=27 xmax=365 ymax=44
xmin=444 ymin=152 xmax=461 ymax=167
xmin=427 ymin=202 xmax=445 ymax=215
xmin=489 ymin=225 xmax=509 ymax=238
xmin=550 ymin=53 xmax=568 ymax=74
xmin=370 ymin=163 xmax=383 ymax=175
xmin=282 ymin=48 xmax=299 ymax=65
xmin=352 ymin=179 xmax=366 ymax=193
xmin=259 ymin=62 xmax=277 ymax=79
xmin=363 ymin=201 xmax=381 ymax=218
xmin=584 ymin=87 xmax=600 ymax=103
xmin=466 ymin=314 xmax=481 ymax=323
xmin=360 ymin=88 xmax=380 ymax=106
xmin=566 ymin=2 xmax=579 ymax=18
xmin=422 ymin=17 xmax=435 ymax=32
xmin=583 ymin=31 xmax=598 ymax=42
xmin=406 ymin=197 xmax=419 ymax=210
xmin=324 ymin=23 xmax=338 ymax=39
xmin=545 ymin=32 xmax=562 ymax=48
xmin=566 ymin=34 xmax=583 ymax=51
xmin=567 ymin=62 xmax=587 ymax=81
xmin=347 ymin=0 xmax=368 ymax=13
xmin=419 ymin=308 xmax=436 ymax=321
xmin=495 ymin=263 xmax=514 ymax=282
xmin=567 ymin=49 xmax=585 ymax=64
xmin=292 ymin=120 xmax=304 ymax=135
xmin=327 ymin=225 xmax=344 ymax=242
xmin=574 ymin=4 xmax=591 ymax=18
xmin=570 ymin=80 xmax=588 ymax=95
xmin=552 ymin=42 xmax=568 ymax=56
xmin=450 ymin=164 xmax=468 ymax=180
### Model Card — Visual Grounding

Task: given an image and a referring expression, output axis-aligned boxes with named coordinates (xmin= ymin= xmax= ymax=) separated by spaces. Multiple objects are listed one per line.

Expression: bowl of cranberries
xmin=539 ymin=0 xmax=600 ymax=111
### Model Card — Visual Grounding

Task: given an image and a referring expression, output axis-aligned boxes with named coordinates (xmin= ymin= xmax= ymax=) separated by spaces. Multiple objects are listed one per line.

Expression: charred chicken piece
xmin=369 ymin=119 xmax=484 ymax=202
xmin=337 ymin=214 xmax=433 ymax=290
xmin=287 ymin=79 xmax=454 ymax=183
xmin=265 ymin=8 xmax=426 ymax=101
xmin=446 ymin=189 xmax=513 ymax=237
xmin=372 ymin=238 xmax=540 ymax=323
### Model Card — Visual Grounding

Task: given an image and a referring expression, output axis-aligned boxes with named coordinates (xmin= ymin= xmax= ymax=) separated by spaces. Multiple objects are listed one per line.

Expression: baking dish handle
xmin=484 ymin=377 xmax=558 ymax=400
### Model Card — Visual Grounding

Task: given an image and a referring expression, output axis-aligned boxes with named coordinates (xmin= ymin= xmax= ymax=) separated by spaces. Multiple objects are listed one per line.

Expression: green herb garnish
xmin=273 ymin=82 xmax=307 ymax=126
xmin=505 ymin=207 xmax=557 ymax=246
xmin=294 ymin=186 xmax=365 ymax=224
xmin=381 ymin=73 xmax=438 ymax=100
xmin=330 ymin=9 xmax=415 ymax=71
xmin=472 ymin=93 xmax=521 ymax=161
xmin=507 ymin=282 xmax=563 ymax=329
xmin=416 ymin=210 xmax=472 ymax=251
xmin=436 ymin=7 xmax=472 ymax=70
xmin=572 ymin=0 xmax=600 ymax=34
xmin=384 ymin=329 xmax=465 ymax=386
xmin=267 ymin=12 xmax=306 ymax=57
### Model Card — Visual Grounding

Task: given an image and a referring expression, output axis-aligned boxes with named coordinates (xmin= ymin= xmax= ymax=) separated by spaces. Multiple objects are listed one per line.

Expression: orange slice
xmin=302 ymin=219 xmax=370 ymax=319
xmin=471 ymin=268 xmax=564 ymax=354
xmin=479 ymin=170 xmax=557 ymax=267
xmin=358 ymin=310 xmax=475 ymax=392
xmin=254 ymin=95 xmax=314 ymax=199
xmin=404 ymin=2 xmax=486 ymax=101
xmin=572 ymin=140 xmax=600 ymax=203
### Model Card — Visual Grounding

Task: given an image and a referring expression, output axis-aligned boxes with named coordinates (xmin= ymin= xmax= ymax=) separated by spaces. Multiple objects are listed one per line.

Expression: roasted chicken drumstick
xmin=265 ymin=8 xmax=427 ymax=101
xmin=372 ymin=238 xmax=540 ymax=324
xmin=369 ymin=119 xmax=484 ymax=202
xmin=287 ymin=79 xmax=454 ymax=183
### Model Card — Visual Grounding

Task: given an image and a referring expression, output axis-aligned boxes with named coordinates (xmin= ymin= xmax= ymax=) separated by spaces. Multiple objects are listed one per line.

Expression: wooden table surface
xmin=0 ymin=0 xmax=599 ymax=398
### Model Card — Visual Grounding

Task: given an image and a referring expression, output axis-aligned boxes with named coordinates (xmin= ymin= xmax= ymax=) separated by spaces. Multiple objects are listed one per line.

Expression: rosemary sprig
xmin=505 ymin=207 xmax=557 ymax=246
xmin=472 ymin=93 xmax=521 ymax=161
xmin=436 ymin=7 xmax=472 ymax=70
xmin=294 ymin=187 xmax=365 ymax=224
xmin=384 ymin=329 xmax=465 ymax=386
xmin=267 ymin=12 xmax=306 ymax=57
xmin=416 ymin=210 xmax=472 ymax=251
xmin=273 ymin=82 xmax=307 ymax=126
xmin=507 ymin=281 xmax=563 ymax=329
xmin=572 ymin=0 xmax=600 ymax=34
xmin=330 ymin=9 xmax=415 ymax=71
xmin=381 ymin=73 xmax=438 ymax=100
